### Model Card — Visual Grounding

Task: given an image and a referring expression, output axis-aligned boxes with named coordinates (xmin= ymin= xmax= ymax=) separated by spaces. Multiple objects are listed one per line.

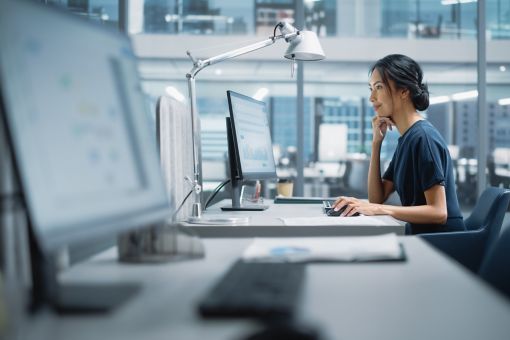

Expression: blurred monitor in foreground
xmin=0 ymin=0 xmax=173 ymax=312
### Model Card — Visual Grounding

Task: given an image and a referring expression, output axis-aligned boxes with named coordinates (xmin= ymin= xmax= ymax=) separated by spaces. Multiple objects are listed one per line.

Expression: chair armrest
xmin=419 ymin=230 xmax=488 ymax=273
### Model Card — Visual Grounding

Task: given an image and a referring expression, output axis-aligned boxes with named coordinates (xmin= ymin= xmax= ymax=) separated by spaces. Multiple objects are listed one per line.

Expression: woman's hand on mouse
xmin=332 ymin=196 xmax=387 ymax=217
xmin=332 ymin=196 xmax=362 ymax=217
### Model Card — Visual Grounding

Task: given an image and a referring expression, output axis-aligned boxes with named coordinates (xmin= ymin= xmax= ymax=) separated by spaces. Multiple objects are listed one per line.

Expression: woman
xmin=332 ymin=54 xmax=465 ymax=234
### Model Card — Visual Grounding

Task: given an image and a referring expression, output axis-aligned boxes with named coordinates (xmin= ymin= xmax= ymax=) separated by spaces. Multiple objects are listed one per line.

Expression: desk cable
xmin=171 ymin=178 xmax=231 ymax=218
xmin=204 ymin=179 xmax=230 ymax=210
xmin=172 ymin=189 xmax=193 ymax=221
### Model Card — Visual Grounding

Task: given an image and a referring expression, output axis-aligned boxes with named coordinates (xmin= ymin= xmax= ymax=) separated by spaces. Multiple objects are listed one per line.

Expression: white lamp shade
xmin=284 ymin=30 xmax=325 ymax=61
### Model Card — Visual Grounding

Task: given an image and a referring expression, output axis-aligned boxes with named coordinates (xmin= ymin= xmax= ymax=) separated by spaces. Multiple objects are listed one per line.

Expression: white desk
xmin=186 ymin=200 xmax=406 ymax=238
xmin=18 ymin=237 xmax=510 ymax=340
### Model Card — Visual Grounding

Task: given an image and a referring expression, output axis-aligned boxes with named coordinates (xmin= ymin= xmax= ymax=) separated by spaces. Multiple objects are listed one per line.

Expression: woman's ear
xmin=401 ymin=88 xmax=410 ymax=100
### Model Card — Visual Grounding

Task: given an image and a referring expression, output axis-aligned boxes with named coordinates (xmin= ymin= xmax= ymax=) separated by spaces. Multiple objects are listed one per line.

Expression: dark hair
xmin=369 ymin=54 xmax=429 ymax=111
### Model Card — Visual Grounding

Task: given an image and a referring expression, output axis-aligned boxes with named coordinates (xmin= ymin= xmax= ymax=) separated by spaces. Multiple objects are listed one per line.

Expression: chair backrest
xmin=465 ymin=187 xmax=510 ymax=255
xmin=479 ymin=225 xmax=510 ymax=300
xmin=156 ymin=96 xmax=194 ymax=221
xmin=465 ymin=187 xmax=510 ymax=230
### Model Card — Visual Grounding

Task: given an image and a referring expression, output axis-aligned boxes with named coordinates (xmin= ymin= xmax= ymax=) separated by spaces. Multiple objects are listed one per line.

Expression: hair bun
xmin=413 ymin=83 xmax=429 ymax=111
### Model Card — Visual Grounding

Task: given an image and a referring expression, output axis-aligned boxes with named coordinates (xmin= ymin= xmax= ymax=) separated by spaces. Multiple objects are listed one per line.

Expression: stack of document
xmin=186 ymin=215 xmax=250 ymax=225
xmin=242 ymin=233 xmax=404 ymax=263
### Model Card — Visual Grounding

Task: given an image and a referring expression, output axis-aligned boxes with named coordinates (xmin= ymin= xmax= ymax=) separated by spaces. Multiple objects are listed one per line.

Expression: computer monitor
xmin=0 ymin=0 xmax=173 ymax=311
xmin=222 ymin=91 xmax=277 ymax=211
xmin=318 ymin=123 xmax=348 ymax=162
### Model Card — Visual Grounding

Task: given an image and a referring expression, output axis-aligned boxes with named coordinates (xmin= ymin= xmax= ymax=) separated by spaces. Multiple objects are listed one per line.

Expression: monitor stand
xmin=53 ymin=283 xmax=140 ymax=314
xmin=28 ymin=227 xmax=140 ymax=314
xmin=220 ymin=178 xmax=269 ymax=211
xmin=117 ymin=224 xmax=205 ymax=263
xmin=30 ymin=223 xmax=206 ymax=313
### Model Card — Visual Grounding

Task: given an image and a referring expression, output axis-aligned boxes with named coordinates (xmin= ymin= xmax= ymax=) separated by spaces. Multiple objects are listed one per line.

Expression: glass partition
xmin=39 ymin=0 xmax=119 ymax=27
xmin=129 ymin=0 xmax=509 ymax=39
xmin=487 ymin=0 xmax=510 ymax=39
xmin=39 ymin=1 xmax=509 ymax=40
xmin=487 ymin=2 xmax=510 ymax=197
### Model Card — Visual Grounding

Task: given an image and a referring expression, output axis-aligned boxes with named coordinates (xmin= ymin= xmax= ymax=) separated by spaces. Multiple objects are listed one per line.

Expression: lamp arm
xmin=186 ymin=34 xmax=295 ymax=78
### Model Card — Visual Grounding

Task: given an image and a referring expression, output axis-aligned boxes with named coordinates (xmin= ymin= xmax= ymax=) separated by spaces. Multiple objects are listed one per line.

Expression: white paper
xmin=242 ymin=233 xmax=402 ymax=262
xmin=280 ymin=215 xmax=395 ymax=226
xmin=187 ymin=215 xmax=250 ymax=225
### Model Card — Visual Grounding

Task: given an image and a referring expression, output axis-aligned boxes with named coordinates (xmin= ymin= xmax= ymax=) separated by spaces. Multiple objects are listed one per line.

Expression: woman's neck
xmin=393 ymin=105 xmax=423 ymax=135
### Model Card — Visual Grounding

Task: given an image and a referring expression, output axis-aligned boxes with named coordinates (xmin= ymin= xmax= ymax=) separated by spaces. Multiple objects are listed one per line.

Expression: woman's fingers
xmin=372 ymin=116 xmax=393 ymax=139
xmin=332 ymin=197 xmax=346 ymax=210
xmin=341 ymin=204 xmax=359 ymax=217
xmin=379 ymin=117 xmax=395 ymax=130
xmin=333 ymin=197 xmax=359 ymax=212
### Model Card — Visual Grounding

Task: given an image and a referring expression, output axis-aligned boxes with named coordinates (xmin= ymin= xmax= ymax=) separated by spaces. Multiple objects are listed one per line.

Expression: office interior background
xmin=38 ymin=0 xmax=510 ymax=216
xmin=1 ymin=2 xmax=510 ymax=338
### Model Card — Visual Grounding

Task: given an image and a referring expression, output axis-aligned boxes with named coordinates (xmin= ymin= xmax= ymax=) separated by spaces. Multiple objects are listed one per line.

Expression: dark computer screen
xmin=0 ymin=0 xmax=172 ymax=310
xmin=227 ymin=90 xmax=276 ymax=180
xmin=222 ymin=91 xmax=276 ymax=211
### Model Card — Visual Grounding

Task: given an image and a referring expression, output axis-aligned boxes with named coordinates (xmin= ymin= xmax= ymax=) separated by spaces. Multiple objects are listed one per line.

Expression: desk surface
xmin=186 ymin=200 xmax=406 ymax=238
xmin=22 ymin=237 xmax=510 ymax=340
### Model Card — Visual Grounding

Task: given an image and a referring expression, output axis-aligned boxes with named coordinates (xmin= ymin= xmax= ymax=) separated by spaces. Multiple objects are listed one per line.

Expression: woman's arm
xmin=374 ymin=185 xmax=447 ymax=224
xmin=367 ymin=116 xmax=394 ymax=203
xmin=335 ymin=185 xmax=448 ymax=224
xmin=368 ymin=141 xmax=394 ymax=203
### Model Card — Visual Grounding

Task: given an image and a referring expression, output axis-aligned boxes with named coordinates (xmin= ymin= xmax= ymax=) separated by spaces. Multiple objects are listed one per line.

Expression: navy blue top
xmin=383 ymin=120 xmax=465 ymax=234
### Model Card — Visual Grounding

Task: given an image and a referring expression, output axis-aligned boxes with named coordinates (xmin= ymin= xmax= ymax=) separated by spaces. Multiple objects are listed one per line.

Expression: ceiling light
xmin=498 ymin=98 xmax=510 ymax=106
xmin=441 ymin=0 xmax=477 ymax=5
xmin=253 ymin=88 xmax=269 ymax=100
xmin=429 ymin=96 xmax=450 ymax=105
xmin=451 ymin=90 xmax=478 ymax=101
xmin=499 ymin=65 xmax=506 ymax=72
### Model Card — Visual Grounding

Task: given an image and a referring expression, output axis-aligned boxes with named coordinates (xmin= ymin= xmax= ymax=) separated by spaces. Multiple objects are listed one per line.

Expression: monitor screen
xmin=0 ymin=0 xmax=172 ymax=252
xmin=227 ymin=91 xmax=277 ymax=180
xmin=318 ymin=124 xmax=348 ymax=162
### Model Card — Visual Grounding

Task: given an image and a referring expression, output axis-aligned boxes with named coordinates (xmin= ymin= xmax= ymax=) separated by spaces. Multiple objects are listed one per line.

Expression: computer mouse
xmin=327 ymin=205 xmax=360 ymax=217
xmin=243 ymin=323 xmax=321 ymax=340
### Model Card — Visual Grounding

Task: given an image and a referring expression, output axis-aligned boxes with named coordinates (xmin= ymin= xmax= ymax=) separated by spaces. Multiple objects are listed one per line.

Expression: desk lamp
xmin=186 ymin=21 xmax=325 ymax=218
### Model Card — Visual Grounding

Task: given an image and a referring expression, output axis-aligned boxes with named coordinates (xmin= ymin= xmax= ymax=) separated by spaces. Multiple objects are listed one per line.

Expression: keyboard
xmin=274 ymin=196 xmax=336 ymax=204
xmin=322 ymin=200 xmax=334 ymax=214
xmin=198 ymin=260 xmax=305 ymax=318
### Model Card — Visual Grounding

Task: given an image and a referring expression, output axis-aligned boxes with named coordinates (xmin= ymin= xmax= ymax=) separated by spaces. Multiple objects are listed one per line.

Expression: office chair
xmin=419 ymin=187 xmax=510 ymax=273
xmin=478 ymin=225 xmax=510 ymax=300
xmin=156 ymin=95 xmax=195 ymax=221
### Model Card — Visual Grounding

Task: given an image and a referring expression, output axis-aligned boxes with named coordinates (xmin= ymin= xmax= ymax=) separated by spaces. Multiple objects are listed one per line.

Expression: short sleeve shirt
xmin=383 ymin=120 xmax=464 ymax=234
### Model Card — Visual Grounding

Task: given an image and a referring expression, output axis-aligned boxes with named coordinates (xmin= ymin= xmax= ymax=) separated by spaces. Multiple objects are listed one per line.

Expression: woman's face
xmin=369 ymin=69 xmax=397 ymax=118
